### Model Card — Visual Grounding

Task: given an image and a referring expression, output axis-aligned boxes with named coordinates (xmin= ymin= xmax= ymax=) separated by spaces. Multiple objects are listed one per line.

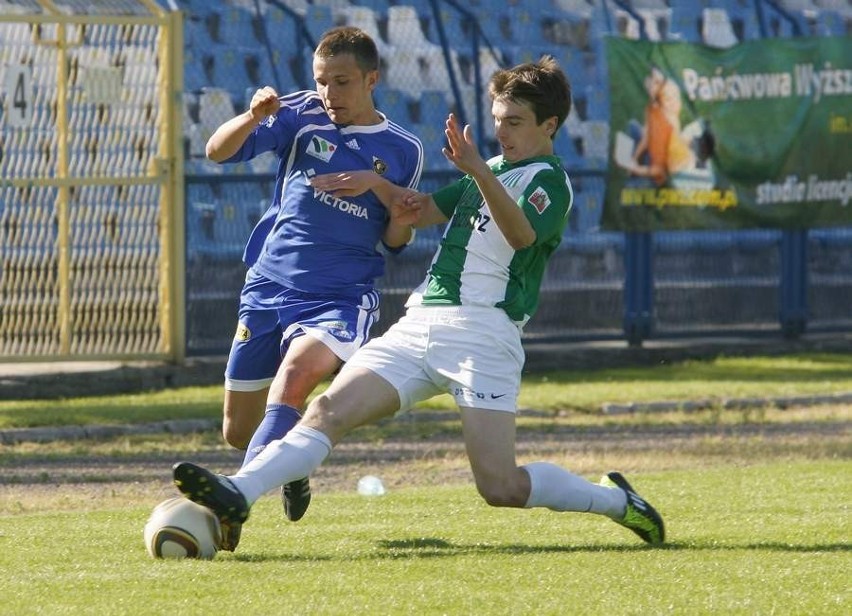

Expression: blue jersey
xmin=223 ymin=91 xmax=423 ymax=299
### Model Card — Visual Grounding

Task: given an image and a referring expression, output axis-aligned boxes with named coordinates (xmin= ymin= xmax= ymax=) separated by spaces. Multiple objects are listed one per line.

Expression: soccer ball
xmin=143 ymin=497 xmax=221 ymax=560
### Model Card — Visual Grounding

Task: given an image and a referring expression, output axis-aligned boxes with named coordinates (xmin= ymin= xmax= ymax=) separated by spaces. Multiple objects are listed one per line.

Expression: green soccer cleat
xmin=601 ymin=471 xmax=665 ymax=545
xmin=281 ymin=476 xmax=312 ymax=522
xmin=172 ymin=461 xmax=250 ymax=551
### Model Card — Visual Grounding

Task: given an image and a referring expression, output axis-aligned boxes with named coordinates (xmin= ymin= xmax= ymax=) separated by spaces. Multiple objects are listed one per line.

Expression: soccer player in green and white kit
xmin=173 ymin=56 xmax=665 ymax=549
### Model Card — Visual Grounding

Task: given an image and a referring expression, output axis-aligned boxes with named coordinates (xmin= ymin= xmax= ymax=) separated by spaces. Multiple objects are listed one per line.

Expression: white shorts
xmin=344 ymin=305 xmax=525 ymax=413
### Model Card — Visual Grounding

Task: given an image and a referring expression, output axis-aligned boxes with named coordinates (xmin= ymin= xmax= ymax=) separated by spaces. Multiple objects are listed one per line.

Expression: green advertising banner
xmin=603 ymin=36 xmax=852 ymax=230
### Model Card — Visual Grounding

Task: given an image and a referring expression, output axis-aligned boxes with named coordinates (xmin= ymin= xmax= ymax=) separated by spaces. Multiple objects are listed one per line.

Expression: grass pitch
xmin=0 ymin=351 xmax=850 ymax=614
xmin=2 ymin=462 xmax=849 ymax=615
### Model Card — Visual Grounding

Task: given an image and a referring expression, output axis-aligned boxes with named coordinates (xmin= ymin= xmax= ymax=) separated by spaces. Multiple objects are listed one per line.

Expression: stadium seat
xmin=387 ymin=5 xmax=432 ymax=48
xmin=204 ymin=43 xmax=255 ymax=102
xmin=578 ymin=121 xmax=609 ymax=167
xmin=635 ymin=7 xmax=671 ymax=41
xmin=274 ymin=0 xmax=310 ymax=13
xmin=432 ymin=3 xmax=471 ymax=50
xmin=702 ymin=8 xmax=740 ymax=48
xmin=509 ymin=8 xmax=544 ymax=45
xmin=374 ymin=87 xmax=414 ymax=124
xmin=418 ymin=89 xmax=451 ymax=127
xmin=185 ymin=122 xmax=208 ymax=158
xmin=339 ymin=6 xmax=390 ymax=54
xmin=554 ymin=126 xmax=583 ymax=168
xmin=183 ymin=48 xmax=208 ymax=93
xmin=257 ymin=4 xmax=301 ymax=58
xmin=384 ymin=46 xmax=423 ymax=98
xmin=303 ymin=4 xmax=335 ymax=45
xmin=583 ymin=82 xmax=609 ymax=122
xmin=814 ymin=10 xmax=847 ymax=36
xmin=553 ymin=0 xmax=595 ymax=19
xmin=385 ymin=46 xmax=460 ymax=100
xmin=472 ymin=7 xmax=508 ymax=46
xmin=570 ymin=185 xmax=605 ymax=234
xmin=198 ymin=88 xmax=236 ymax=136
xmin=355 ymin=0 xmax=392 ymax=13
xmin=416 ymin=122 xmax=454 ymax=172
xmin=668 ymin=3 xmax=703 ymax=42
xmin=215 ymin=5 xmax=259 ymax=45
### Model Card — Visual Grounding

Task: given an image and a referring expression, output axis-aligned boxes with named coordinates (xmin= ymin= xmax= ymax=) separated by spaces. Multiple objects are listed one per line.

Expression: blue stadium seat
xmin=387 ymin=4 xmax=433 ymax=48
xmin=244 ymin=47 xmax=300 ymax=93
xmin=472 ymin=7 xmax=507 ymax=46
xmin=205 ymin=43 xmax=255 ymax=102
xmin=183 ymin=14 xmax=216 ymax=50
xmin=375 ymin=87 xmax=414 ymax=124
xmin=215 ymin=5 xmax=259 ymax=45
xmin=413 ymin=122 xmax=452 ymax=172
xmin=304 ymin=4 xmax=334 ymax=44
xmin=668 ymin=3 xmax=703 ymax=42
xmin=432 ymin=3 xmax=471 ymax=49
xmin=258 ymin=4 xmax=300 ymax=59
xmin=353 ymin=0 xmax=392 ymax=13
xmin=509 ymin=8 xmax=545 ymax=45
xmin=183 ymin=47 xmax=208 ymax=93
xmin=571 ymin=183 xmax=605 ymax=233
xmin=554 ymin=126 xmax=583 ymax=168
xmin=418 ymin=89 xmax=451 ymax=127
xmin=814 ymin=10 xmax=847 ymax=36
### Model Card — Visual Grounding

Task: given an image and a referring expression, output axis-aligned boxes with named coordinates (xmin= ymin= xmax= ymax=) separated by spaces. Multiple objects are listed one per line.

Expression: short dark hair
xmin=315 ymin=26 xmax=379 ymax=74
xmin=488 ymin=55 xmax=572 ymax=134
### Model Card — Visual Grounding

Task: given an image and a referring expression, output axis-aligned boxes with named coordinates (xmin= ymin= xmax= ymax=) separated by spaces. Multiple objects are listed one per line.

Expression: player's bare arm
xmin=442 ymin=114 xmax=536 ymax=249
xmin=206 ymin=86 xmax=281 ymax=162
xmin=309 ymin=170 xmax=419 ymax=247
xmin=399 ymin=192 xmax=447 ymax=229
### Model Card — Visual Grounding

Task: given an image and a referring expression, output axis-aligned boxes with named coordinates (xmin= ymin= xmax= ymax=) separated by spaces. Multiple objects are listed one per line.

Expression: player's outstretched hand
xmin=442 ymin=113 xmax=487 ymax=177
xmin=390 ymin=191 xmax=425 ymax=227
xmin=309 ymin=170 xmax=379 ymax=198
xmin=248 ymin=86 xmax=281 ymax=123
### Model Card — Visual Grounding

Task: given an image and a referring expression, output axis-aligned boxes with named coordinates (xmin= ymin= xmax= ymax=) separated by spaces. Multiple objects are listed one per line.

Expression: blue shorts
xmin=224 ymin=275 xmax=380 ymax=392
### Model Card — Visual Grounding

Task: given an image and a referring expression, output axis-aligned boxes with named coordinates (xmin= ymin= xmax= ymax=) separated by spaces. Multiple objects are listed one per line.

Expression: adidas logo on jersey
xmin=345 ymin=138 xmax=360 ymax=150
xmin=307 ymin=135 xmax=337 ymax=162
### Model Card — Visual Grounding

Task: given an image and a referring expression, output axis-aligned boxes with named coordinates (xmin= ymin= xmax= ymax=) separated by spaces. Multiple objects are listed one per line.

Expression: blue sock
xmin=241 ymin=403 xmax=302 ymax=469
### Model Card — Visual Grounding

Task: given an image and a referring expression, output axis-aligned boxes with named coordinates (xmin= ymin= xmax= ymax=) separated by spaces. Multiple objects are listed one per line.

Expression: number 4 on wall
xmin=4 ymin=65 xmax=32 ymax=127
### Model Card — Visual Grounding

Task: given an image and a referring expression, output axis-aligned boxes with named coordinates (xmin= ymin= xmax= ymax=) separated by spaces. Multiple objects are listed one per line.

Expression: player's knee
xmin=303 ymin=394 xmax=336 ymax=429
xmin=475 ymin=479 xmax=526 ymax=508
xmin=301 ymin=393 xmax=354 ymax=443
xmin=271 ymin=361 xmax=336 ymax=405
xmin=221 ymin=419 xmax=250 ymax=450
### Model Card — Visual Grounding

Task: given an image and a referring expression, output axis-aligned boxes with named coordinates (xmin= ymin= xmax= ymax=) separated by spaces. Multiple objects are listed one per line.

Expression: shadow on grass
xmin=228 ymin=537 xmax=850 ymax=562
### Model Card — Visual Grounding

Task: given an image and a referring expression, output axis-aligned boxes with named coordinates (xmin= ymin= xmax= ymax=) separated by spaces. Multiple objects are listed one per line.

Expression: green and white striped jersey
xmin=407 ymin=154 xmax=573 ymax=327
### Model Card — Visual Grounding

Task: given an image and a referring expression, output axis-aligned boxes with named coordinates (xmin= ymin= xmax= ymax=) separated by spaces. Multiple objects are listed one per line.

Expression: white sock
xmin=228 ymin=425 xmax=332 ymax=505
xmin=523 ymin=462 xmax=626 ymax=518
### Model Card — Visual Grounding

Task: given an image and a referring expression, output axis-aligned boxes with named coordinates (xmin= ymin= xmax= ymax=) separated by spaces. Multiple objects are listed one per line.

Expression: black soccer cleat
xmin=172 ymin=461 xmax=250 ymax=551
xmin=600 ymin=471 xmax=666 ymax=545
xmin=281 ymin=476 xmax=312 ymax=522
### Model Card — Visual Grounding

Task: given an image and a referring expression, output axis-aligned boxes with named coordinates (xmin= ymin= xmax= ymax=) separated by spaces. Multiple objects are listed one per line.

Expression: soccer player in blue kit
xmin=204 ymin=26 xmax=423 ymax=545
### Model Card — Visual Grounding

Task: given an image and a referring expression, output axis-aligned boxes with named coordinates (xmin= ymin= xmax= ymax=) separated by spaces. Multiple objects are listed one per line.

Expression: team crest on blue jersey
xmin=307 ymin=135 xmax=337 ymax=162
xmin=235 ymin=323 xmax=251 ymax=341
xmin=372 ymin=156 xmax=387 ymax=175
